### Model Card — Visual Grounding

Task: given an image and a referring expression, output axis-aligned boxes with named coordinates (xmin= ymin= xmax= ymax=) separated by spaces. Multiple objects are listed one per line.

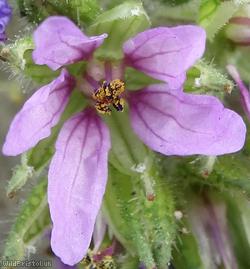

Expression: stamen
xmin=85 ymin=73 xmax=100 ymax=89
xmin=104 ymin=61 xmax=113 ymax=82
xmin=92 ymin=79 xmax=125 ymax=115
xmin=113 ymin=98 xmax=125 ymax=111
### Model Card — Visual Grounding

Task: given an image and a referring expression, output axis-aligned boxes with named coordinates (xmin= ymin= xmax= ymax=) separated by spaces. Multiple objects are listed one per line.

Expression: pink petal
xmin=48 ymin=109 xmax=111 ymax=265
xmin=33 ymin=16 xmax=107 ymax=71
xmin=123 ymin=26 xmax=206 ymax=87
xmin=2 ymin=69 xmax=74 ymax=156
xmin=93 ymin=211 xmax=107 ymax=252
xmin=227 ymin=64 xmax=250 ymax=121
xmin=129 ymin=84 xmax=246 ymax=156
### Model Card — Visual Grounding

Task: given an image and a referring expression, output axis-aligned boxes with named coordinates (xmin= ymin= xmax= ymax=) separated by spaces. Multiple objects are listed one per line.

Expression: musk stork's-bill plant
xmin=1 ymin=1 xmax=250 ymax=269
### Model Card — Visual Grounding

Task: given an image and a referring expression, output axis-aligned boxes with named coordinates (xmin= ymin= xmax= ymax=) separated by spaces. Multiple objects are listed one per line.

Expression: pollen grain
xmin=92 ymin=79 xmax=125 ymax=115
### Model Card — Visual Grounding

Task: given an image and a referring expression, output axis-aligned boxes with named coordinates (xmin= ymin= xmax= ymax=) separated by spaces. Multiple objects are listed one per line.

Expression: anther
xmin=92 ymin=79 xmax=125 ymax=115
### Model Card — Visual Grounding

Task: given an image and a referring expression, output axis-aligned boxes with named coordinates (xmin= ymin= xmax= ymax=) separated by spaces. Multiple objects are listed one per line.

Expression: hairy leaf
xmin=3 ymin=180 xmax=50 ymax=260
xmin=104 ymin=159 xmax=176 ymax=268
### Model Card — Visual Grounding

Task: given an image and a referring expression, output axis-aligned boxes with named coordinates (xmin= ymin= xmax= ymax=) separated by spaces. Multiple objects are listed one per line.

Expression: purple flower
xmin=2 ymin=16 xmax=246 ymax=265
xmin=55 ymin=255 xmax=77 ymax=269
xmin=0 ymin=0 xmax=12 ymax=41
xmin=227 ymin=64 xmax=250 ymax=121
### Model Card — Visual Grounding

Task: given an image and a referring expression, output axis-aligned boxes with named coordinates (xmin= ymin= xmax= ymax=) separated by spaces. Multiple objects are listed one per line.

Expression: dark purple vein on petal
xmin=94 ymin=116 xmax=104 ymax=165
xmin=28 ymin=90 xmax=69 ymax=140
xmin=137 ymin=100 xmax=211 ymax=135
xmin=61 ymin=114 xmax=87 ymax=162
xmin=132 ymin=45 xmax=192 ymax=63
xmin=66 ymin=116 xmax=91 ymax=219
xmin=137 ymin=90 xmax=219 ymax=108
xmin=132 ymin=104 xmax=170 ymax=143
xmin=134 ymin=67 xmax=177 ymax=78
xmin=127 ymin=31 xmax=168 ymax=57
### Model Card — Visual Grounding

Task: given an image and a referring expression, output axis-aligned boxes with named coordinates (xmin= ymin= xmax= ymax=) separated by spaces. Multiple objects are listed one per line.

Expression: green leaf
xmin=89 ymin=1 xmax=151 ymax=60
xmin=198 ymin=0 xmax=250 ymax=40
xmin=23 ymin=204 xmax=50 ymax=244
xmin=17 ymin=0 xmax=101 ymax=27
xmin=25 ymin=131 xmax=57 ymax=174
xmin=3 ymin=179 xmax=50 ymax=260
xmin=104 ymin=159 xmax=176 ymax=268
xmin=119 ymin=256 xmax=140 ymax=269
xmin=6 ymin=153 xmax=34 ymax=199
xmin=23 ymin=50 xmax=60 ymax=85
xmin=209 ymin=129 xmax=250 ymax=195
xmin=198 ymin=0 xmax=220 ymax=27
xmin=67 ymin=61 xmax=87 ymax=78
xmin=211 ymin=154 xmax=250 ymax=196
xmin=104 ymin=109 xmax=147 ymax=175
xmin=125 ymin=67 xmax=161 ymax=91
xmin=161 ymin=141 xmax=250 ymax=197
xmin=173 ymin=229 xmax=204 ymax=269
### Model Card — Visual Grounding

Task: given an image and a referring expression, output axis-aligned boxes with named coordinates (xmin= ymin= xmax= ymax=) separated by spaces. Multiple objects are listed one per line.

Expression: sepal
xmin=125 ymin=67 xmax=162 ymax=91
xmin=163 ymin=146 xmax=250 ymax=198
xmin=185 ymin=60 xmax=234 ymax=97
xmin=23 ymin=50 xmax=60 ymax=84
xmin=104 ymin=109 xmax=147 ymax=176
xmin=0 ymin=38 xmax=59 ymax=86
xmin=172 ymin=221 xmax=205 ymax=269
xmin=104 ymin=158 xmax=176 ymax=268
xmin=89 ymin=1 xmax=150 ymax=60
xmin=3 ymin=179 xmax=50 ymax=260
xmin=0 ymin=37 xmax=34 ymax=85
xmin=6 ymin=153 xmax=34 ymax=199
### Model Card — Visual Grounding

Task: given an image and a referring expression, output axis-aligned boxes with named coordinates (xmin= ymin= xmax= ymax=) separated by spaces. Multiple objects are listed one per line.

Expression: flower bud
xmin=226 ymin=4 xmax=250 ymax=45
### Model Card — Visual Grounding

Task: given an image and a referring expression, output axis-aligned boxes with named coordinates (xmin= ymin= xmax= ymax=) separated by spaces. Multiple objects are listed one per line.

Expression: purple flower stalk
xmin=0 ymin=0 xmax=11 ymax=41
xmin=227 ymin=64 xmax=250 ymax=121
xmin=2 ymin=16 xmax=246 ymax=265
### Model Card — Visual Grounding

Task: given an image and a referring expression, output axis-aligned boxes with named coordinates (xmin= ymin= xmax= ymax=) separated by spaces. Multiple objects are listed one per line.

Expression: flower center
xmin=92 ymin=79 xmax=125 ymax=115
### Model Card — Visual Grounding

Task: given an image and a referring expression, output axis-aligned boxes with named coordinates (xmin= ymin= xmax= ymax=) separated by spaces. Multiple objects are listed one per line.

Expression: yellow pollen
xmin=92 ymin=79 xmax=125 ymax=115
